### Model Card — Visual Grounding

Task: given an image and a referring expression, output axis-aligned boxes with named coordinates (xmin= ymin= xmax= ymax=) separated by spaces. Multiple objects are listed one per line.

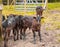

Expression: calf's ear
xmin=7 ymin=16 xmax=9 ymax=18
xmin=41 ymin=17 xmax=44 ymax=19
xmin=43 ymin=6 xmax=46 ymax=10
xmin=33 ymin=17 xmax=36 ymax=19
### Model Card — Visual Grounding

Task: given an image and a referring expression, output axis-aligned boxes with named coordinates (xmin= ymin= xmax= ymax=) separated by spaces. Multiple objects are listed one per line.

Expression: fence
xmin=2 ymin=0 xmax=47 ymax=15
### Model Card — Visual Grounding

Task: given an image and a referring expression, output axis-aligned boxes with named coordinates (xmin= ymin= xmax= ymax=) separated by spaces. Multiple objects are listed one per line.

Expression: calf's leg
xmin=38 ymin=30 xmax=41 ymax=42
xmin=17 ymin=28 xmax=19 ymax=40
xmin=4 ymin=29 xmax=8 ymax=47
xmin=13 ymin=29 xmax=16 ymax=41
xmin=23 ymin=27 xmax=27 ymax=40
xmin=32 ymin=30 xmax=36 ymax=44
xmin=20 ymin=28 xmax=23 ymax=39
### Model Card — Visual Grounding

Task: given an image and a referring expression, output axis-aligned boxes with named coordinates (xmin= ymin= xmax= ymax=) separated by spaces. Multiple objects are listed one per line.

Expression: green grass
xmin=47 ymin=3 xmax=60 ymax=10
xmin=0 ymin=37 xmax=3 ymax=41
xmin=0 ymin=0 xmax=2 ymax=4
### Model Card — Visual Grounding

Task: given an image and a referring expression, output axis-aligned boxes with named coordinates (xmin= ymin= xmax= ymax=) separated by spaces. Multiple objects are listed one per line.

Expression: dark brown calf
xmin=32 ymin=6 xmax=44 ymax=43
xmin=32 ymin=17 xmax=41 ymax=43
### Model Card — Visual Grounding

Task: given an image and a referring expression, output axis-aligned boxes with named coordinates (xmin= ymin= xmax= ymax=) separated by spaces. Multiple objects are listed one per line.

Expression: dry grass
xmin=41 ymin=10 xmax=60 ymax=30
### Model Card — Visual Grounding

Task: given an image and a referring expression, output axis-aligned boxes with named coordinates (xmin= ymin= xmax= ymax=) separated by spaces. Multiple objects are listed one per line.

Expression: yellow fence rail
xmin=2 ymin=4 xmax=43 ymax=16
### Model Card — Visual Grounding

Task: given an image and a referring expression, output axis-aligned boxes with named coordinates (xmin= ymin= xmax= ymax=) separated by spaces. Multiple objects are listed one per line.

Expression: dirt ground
xmin=1 ymin=10 xmax=60 ymax=47
xmin=7 ymin=29 xmax=60 ymax=47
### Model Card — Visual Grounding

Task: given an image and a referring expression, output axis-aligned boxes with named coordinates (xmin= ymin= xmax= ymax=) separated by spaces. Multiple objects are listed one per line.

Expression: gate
xmin=2 ymin=0 xmax=48 ymax=16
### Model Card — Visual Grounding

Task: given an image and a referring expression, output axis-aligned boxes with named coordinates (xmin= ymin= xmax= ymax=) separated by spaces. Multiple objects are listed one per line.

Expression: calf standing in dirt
xmin=32 ymin=6 xmax=44 ymax=43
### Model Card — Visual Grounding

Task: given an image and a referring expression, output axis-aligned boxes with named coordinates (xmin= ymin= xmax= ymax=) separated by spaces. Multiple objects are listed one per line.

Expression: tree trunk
xmin=0 ymin=10 xmax=2 ymax=38
xmin=0 ymin=0 xmax=2 ymax=38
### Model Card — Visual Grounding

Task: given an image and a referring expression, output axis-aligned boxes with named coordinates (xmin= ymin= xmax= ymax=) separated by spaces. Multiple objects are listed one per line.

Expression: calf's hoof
xmin=23 ymin=37 xmax=26 ymax=41
xmin=14 ymin=38 xmax=16 ymax=41
xmin=20 ymin=37 xmax=22 ymax=40
xmin=39 ymin=39 xmax=42 ymax=42
xmin=17 ymin=38 xmax=19 ymax=40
